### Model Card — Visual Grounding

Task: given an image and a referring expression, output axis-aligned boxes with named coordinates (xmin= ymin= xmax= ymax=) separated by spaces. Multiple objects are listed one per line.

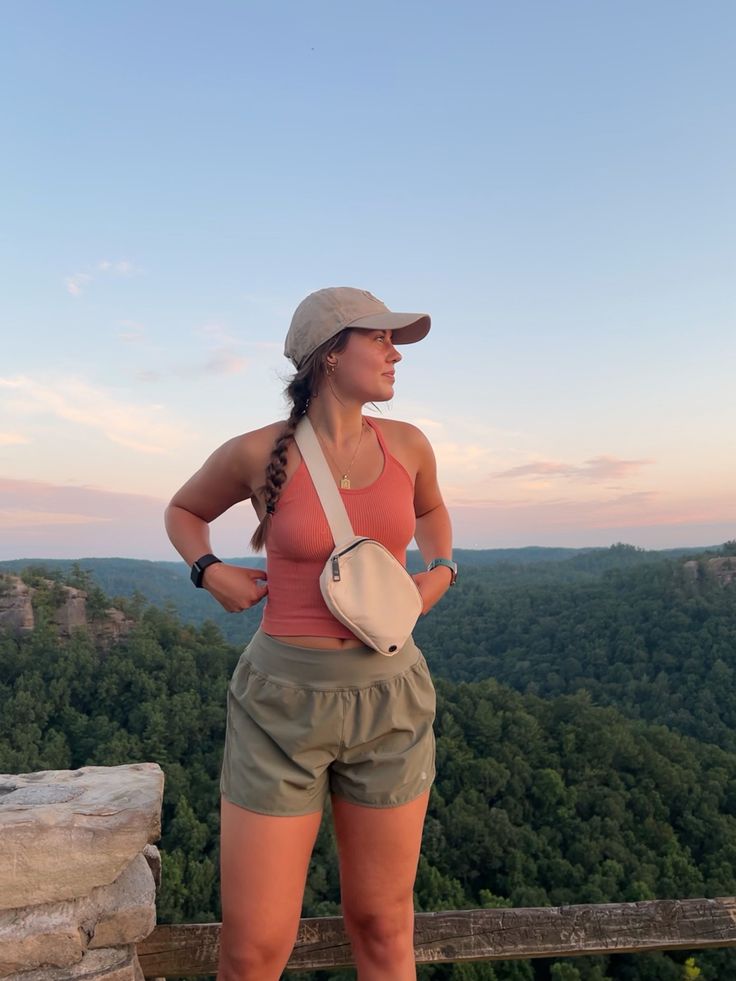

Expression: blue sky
xmin=1 ymin=1 xmax=734 ymax=559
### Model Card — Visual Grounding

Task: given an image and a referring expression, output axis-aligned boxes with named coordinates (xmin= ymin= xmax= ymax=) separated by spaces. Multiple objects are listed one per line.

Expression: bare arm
xmin=406 ymin=424 xmax=454 ymax=612
xmin=164 ymin=432 xmax=268 ymax=611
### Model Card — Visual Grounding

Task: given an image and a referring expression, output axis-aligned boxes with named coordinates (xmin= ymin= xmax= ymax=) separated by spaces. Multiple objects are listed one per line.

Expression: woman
xmin=164 ymin=286 xmax=456 ymax=980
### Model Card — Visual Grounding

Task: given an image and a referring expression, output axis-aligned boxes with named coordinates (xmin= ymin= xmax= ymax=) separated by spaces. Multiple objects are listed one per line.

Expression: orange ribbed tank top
xmin=260 ymin=415 xmax=416 ymax=638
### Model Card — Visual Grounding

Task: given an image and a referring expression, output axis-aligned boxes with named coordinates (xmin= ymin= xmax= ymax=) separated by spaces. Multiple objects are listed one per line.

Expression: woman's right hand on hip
xmin=201 ymin=563 xmax=268 ymax=612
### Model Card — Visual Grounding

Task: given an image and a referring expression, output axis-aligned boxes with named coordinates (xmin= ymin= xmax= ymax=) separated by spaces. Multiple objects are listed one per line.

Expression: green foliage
xmin=414 ymin=554 xmax=736 ymax=756
xmin=86 ymin=584 xmax=110 ymax=620
xmin=0 ymin=542 xmax=716 ymax=647
xmin=67 ymin=561 xmax=94 ymax=591
xmin=682 ymin=956 xmax=701 ymax=978
xmin=18 ymin=564 xmax=65 ymax=588
xmin=0 ymin=573 xmax=235 ymax=933
xmin=2 ymin=558 xmax=736 ymax=979
xmin=551 ymin=964 xmax=583 ymax=981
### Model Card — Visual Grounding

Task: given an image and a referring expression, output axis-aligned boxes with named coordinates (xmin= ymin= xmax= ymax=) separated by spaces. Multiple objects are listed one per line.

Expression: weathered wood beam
xmin=136 ymin=896 xmax=736 ymax=976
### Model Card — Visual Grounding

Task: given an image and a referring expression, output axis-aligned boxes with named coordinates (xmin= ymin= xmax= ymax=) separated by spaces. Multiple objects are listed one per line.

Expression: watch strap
xmin=191 ymin=553 xmax=222 ymax=588
xmin=427 ymin=557 xmax=457 ymax=585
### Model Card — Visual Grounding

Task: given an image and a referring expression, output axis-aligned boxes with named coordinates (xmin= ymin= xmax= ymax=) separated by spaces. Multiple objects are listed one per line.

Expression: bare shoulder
xmin=166 ymin=418 xmax=291 ymax=522
xmin=243 ymin=418 xmax=291 ymax=449
xmin=367 ymin=416 xmax=435 ymax=480
xmin=229 ymin=418 xmax=291 ymax=483
xmin=372 ymin=416 xmax=433 ymax=451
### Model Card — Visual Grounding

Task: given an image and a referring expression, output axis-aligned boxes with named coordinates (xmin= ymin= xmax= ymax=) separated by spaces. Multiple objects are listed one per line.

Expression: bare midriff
xmin=265 ymin=633 xmax=366 ymax=650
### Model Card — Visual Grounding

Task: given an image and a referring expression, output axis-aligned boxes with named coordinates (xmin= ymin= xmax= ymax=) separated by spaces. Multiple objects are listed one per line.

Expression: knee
xmin=342 ymin=903 xmax=415 ymax=958
xmin=218 ymin=926 xmax=293 ymax=980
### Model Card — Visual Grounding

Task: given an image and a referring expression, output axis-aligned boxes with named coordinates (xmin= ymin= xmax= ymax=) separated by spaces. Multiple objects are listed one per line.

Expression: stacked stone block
xmin=0 ymin=764 xmax=164 ymax=979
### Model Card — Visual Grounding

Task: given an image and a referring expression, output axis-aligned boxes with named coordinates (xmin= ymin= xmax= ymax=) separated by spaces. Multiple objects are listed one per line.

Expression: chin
xmin=358 ymin=380 xmax=395 ymax=403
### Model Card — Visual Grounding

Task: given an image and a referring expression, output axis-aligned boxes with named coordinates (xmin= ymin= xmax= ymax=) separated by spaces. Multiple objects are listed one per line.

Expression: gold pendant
xmin=340 ymin=475 xmax=351 ymax=489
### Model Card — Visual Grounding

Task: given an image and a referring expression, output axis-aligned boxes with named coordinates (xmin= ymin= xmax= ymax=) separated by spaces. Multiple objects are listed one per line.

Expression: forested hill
xmin=416 ymin=548 xmax=736 ymax=757
xmin=2 ymin=543 xmax=734 ymax=756
xmin=1 ymin=568 xmax=736 ymax=979
xmin=0 ymin=541 xmax=723 ymax=645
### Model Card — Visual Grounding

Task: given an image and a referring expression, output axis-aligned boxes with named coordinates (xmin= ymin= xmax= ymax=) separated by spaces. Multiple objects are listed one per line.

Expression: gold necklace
xmin=315 ymin=420 xmax=366 ymax=489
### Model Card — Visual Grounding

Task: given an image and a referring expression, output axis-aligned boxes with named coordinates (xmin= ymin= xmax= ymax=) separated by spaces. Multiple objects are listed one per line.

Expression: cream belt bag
xmin=293 ymin=415 xmax=423 ymax=656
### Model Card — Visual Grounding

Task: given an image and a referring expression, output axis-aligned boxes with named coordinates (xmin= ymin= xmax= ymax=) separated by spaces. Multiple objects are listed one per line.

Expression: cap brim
xmin=347 ymin=311 xmax=431 ymax=344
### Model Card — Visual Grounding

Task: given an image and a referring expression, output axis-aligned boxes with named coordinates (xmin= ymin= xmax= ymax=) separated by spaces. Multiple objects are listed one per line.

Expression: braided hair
xmin=249 ymin=327 xmax=381 ymax=552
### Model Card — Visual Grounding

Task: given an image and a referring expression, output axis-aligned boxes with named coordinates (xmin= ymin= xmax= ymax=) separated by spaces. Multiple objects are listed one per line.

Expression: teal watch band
xmin=427 ymin=557 xmax=457 ymax=585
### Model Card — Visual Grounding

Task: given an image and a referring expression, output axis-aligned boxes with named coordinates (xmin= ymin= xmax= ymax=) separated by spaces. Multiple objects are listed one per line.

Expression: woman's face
xmin=335 ymin=328 xmax=402 ymax=402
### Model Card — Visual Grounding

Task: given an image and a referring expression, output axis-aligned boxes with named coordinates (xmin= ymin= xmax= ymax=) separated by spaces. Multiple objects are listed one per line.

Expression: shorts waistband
xmin=242 ymin=627 xmax=422 ymax=690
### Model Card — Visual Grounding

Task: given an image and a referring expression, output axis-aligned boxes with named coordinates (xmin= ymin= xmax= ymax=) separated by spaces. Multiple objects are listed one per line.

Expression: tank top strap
xmin=363 ymin=415 xmax=387 ymax=453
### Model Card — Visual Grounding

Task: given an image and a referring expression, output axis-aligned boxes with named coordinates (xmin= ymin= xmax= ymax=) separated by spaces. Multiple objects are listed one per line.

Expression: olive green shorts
xmin=220 ymin=627 xmax=437 ymax=816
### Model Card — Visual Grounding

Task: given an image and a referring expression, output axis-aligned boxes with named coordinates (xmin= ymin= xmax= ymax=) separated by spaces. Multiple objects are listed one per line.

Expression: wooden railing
xmin=137 ymin=896 xmax=736 ymax=976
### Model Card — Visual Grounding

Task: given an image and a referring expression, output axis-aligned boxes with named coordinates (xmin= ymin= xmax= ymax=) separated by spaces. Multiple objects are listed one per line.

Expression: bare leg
xmin=332 ymin=789 xmax=430 ymax=980
xmin=217 ymin=796 xmax=323 ymax=981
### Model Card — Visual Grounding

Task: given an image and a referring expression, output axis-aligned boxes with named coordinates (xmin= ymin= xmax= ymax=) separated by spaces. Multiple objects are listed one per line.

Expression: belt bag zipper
xmin=331 ymin=538 xmax=372 ymax=582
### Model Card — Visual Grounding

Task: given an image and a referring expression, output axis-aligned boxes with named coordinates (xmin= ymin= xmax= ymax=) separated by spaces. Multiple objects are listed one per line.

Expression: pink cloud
xmin=492 ymin=455 xmax=654 ymax=482
xmin=445 ymin=488 xmax=736 ymax=548
xmin=2 ymin=476 xmax=733 ymax=558
xmin=0 ymin=477 xmax=256 ymax=560
xmin=203 ymin=351 xmax=249 ymax=376
xmin=0 ymin=433 xmax=30 ymax=446
xmin=0 ymin=374 xmax=188 ymax=454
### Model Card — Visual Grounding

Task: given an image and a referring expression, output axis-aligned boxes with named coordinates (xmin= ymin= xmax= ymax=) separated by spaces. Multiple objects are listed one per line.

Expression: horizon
xmin=1 ymin=540 xmax=730 ymax=568
xmin=3 ymin=2 xmax=734 ymax=559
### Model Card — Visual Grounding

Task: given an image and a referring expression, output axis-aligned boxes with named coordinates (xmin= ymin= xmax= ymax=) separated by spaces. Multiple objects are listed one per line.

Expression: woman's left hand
xmin=411 ymin=568 xmax=453 ymax=616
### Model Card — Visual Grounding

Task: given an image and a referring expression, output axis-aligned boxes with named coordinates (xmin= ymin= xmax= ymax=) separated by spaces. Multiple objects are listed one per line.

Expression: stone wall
xmin=0 ymin=763 xmax=164 ymax=980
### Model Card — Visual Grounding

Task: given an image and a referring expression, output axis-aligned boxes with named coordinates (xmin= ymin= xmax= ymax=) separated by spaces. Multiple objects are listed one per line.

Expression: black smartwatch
xmin=190 ymin=553 xmax=222 ymax=588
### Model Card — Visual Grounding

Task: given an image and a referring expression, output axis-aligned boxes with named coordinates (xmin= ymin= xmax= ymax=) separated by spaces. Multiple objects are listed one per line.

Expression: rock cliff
xmin=0 ymin=576 xmax=34 ymax=634
xmin=683 ymin=556 xmax=736 ymax=586
xmin=0 ymin=574 xmax=135 ymax=649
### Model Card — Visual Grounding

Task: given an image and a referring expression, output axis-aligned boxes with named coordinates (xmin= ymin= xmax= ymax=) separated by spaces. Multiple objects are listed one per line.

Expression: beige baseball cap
xmin=284 ymin=286 xmax=431 ymax=369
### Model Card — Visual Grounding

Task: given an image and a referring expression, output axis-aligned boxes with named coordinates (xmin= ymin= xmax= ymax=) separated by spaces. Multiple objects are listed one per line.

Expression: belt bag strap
xmin=293 ymin=414 xmax=422 ymax=656
xmin=293 ymin=415 xmax=355 ymax=543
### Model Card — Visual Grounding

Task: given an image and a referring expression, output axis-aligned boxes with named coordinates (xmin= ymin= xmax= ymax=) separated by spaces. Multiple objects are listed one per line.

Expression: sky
xmin=1 ymin=0 xmax=734 ymax=561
